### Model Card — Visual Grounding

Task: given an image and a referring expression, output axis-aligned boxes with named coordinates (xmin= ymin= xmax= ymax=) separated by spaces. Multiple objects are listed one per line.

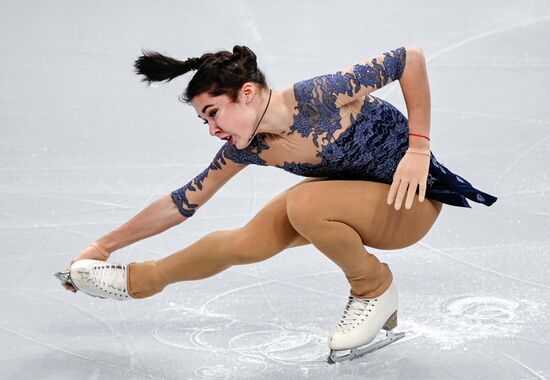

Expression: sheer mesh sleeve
xmin=170 ymin=142 xmax=248 ymax=218
xmin=293 ymin=46 xmax=407 ymax=111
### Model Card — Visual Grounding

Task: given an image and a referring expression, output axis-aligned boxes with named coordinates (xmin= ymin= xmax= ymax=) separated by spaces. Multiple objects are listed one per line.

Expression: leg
xmin=285 ymin=179 xmax=443 ymax=299
xmin=127 ymin=177 xmax=328 ymax=298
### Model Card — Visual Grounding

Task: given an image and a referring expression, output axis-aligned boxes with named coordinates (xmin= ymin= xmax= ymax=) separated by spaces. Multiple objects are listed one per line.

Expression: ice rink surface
xmin=1 ymin=0 xmax=549 ymax=379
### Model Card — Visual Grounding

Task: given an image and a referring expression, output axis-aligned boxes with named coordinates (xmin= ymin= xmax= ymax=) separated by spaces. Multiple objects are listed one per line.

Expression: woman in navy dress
xmin=59 ymin=44 xmax=497 ymax=361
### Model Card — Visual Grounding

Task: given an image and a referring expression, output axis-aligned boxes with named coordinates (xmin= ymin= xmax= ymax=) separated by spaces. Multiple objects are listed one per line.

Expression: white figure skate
xmin=54 ymin=259 xmax=133 ymax=300
xmin=327 ymin=280 xmax=405 ymax=364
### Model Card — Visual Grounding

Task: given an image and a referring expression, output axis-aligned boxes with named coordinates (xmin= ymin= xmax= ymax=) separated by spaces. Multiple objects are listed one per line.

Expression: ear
xmin=240 ymin=82 xmax=256 ymax=104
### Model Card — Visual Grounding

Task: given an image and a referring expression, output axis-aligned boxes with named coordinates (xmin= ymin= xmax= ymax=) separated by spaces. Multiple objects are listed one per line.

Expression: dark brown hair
xmin=133 ymin=45 xmax=268 ymax=103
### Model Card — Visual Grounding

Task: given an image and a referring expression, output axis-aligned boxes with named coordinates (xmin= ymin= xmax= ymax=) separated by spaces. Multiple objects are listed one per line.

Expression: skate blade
xmin=54 ymin=270 xmax=73 ymax=285
xmin=327 ymin=330 xmax=405 ymax=364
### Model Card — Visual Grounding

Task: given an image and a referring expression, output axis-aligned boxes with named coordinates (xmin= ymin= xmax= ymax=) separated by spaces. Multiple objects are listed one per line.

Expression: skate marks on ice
xmin=149 ymin=266 xmax=415 ymax=377
xmin=444 ymin=296 xmax=520 ymax=324
xmin=0 ymin=203 xmax=157 ymax=376
xmin=149 ymin=268 xmax=407 ymax=377
xmin=396 ymin=295 xmax=546 ymax=351
xmin=381 ymin=15 xmax=550 ymax=101
xmin=0 ymin=287 xmax=157 ymax=378
xmin=395 ymin=243 xmax=549 ymax=349
xmin=151 ymin=304 xmax=329 ymax=379
xmin=151 ymin=274 xmax=338 ymax=377
xmin=0 ymin=325 xmax=154 ymax=379
xmin=501 ymin=352 xmax=548 ymax=380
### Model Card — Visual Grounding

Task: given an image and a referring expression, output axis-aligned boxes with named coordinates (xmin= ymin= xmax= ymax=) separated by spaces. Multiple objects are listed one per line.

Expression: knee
xmin=285 ymin=186 xmax=319 ymax=232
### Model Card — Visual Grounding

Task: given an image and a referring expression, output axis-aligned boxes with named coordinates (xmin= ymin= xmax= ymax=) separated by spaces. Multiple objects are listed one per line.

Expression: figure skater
xmin=56 ymin=44 xmax=497 ymax=363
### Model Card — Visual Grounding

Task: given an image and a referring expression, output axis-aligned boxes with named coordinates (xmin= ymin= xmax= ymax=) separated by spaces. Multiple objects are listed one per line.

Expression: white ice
xmin=1 ymin=1 xmax=549 ymax=379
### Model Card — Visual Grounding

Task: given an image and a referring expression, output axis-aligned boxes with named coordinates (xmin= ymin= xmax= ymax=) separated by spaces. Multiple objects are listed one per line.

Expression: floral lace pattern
xmin=170 ymin=134 xmax=271 ymax=217
xmin=276 ymin=97 xmax=409 ymax=184
xmin=170 ymin=46 xmax=497 ymax=217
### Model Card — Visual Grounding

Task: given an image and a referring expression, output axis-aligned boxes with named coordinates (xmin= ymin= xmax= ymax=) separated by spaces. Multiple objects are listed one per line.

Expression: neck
xmin=254 ymin=88 xmax=293 ymax=136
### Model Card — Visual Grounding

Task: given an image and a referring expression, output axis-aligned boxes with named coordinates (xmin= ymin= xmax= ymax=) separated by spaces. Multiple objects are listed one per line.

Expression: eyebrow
xmin=201 ymin=104 xmax=214 ymax=114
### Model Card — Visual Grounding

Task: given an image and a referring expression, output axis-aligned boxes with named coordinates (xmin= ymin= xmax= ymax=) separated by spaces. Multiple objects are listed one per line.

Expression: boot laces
xmin=337 ymin=296 xmax=371 ymax=331
xmin=91 ymin=263 xmax=126 ymax=292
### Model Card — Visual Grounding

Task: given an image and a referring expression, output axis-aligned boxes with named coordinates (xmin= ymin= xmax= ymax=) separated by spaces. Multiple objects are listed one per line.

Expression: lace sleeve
xmin=170 ymin=143 xmax=248 ymax=218
xmin=293 ymin=46 xmax=407 ymax=111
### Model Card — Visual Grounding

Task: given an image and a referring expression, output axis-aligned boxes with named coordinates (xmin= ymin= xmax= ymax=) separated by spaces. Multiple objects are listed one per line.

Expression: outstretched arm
xmin=60 ymin=192 xmax=184 ymax=292
xmin=61 ymin=142 xmax=248 ymax=292
xmin=92 ymin=144 xmax=247 ymax=254
xmin=95 ymin=194 xmax=183 ymax=253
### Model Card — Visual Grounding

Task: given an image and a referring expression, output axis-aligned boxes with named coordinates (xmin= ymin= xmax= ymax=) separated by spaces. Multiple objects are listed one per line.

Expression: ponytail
xmin=133 ymin=50 xmax=202 ymax=85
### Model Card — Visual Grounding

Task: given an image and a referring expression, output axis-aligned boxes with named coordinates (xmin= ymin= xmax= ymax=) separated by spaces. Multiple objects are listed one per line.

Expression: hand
xmin=387 ymin=148 xmax=431 ymax=210
xmin=61 ymin=242 xmax=111 ymax=293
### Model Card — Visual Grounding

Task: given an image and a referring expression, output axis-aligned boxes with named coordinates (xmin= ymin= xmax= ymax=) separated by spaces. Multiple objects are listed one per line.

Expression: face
xmin=192 ymin=85 xmax=257 ymax=149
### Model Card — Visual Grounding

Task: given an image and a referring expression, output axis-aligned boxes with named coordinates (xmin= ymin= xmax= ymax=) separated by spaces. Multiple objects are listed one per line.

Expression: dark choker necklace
xmin=247 ymin=89 xmax=272 ymax=143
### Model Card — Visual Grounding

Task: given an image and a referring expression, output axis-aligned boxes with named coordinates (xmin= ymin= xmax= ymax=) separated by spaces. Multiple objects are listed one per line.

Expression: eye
xmin=209 ymin=110 xmax=217 ymax=118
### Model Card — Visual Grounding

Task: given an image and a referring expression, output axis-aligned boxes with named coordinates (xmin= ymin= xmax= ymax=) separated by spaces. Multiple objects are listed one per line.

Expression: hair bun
xmin=232 ymin=45 xmax=255 ymax=60
xmin=231 ymin=45 xmax=258 ymax=72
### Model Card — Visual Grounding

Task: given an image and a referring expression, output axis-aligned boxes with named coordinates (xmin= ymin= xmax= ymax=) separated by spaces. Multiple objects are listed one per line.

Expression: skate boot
xmin=327 ymin=280 xmax=405 ymax=364
xmin=55 ymin=259 xmax=133 ymax=300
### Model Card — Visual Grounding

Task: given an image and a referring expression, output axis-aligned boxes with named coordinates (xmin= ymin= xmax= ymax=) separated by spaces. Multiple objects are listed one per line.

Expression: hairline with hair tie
xmin=185 ymin=57 xmax=202 ymax=71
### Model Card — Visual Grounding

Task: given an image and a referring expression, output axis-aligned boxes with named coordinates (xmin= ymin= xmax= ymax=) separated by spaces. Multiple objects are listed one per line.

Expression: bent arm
xmin=293 ymin=46 xmax=408 ymax=111
xmin=332 ymin=44 xmax=431 ymax=150
xmin=399 ymin=45 xmax=431 ymax=151
xmin=334 ymin=46 xmax=408 ymax=106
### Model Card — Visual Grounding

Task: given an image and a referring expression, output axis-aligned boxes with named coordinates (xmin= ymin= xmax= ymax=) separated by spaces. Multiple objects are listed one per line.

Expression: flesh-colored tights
xmin=127 ymin=178 xmax=443 ymax=299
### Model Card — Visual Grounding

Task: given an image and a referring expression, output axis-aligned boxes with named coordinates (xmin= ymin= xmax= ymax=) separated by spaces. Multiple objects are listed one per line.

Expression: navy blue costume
xmin=172 ymin=47 xmax=498 ymax=218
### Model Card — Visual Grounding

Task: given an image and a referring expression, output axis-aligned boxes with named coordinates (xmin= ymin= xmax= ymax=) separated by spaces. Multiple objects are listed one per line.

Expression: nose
xmin=208 ymin=122 xmax=223 ymax=137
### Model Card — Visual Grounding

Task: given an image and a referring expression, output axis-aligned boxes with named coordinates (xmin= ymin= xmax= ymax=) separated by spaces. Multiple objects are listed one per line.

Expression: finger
xmin=419 ymin=180 xmax=426 ymax=202
xmin=394 ymin=179 xmax=409 ymax=210
xmin=62 ymin=282 xmax=76 ymax=292
xmin=405 ymin=182 xmax=418 ymax=209
xmin=387 ymin=177 xmax=400 ymax=205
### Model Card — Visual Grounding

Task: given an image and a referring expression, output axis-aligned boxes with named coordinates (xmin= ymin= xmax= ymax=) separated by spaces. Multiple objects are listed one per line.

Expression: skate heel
xmin=382 ymin=310 xmax=398 ymax=331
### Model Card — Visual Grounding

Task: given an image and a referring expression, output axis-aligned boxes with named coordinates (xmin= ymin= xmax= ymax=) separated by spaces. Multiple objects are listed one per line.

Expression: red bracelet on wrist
xmin=409 ymin=133 xmax=430 ymax=141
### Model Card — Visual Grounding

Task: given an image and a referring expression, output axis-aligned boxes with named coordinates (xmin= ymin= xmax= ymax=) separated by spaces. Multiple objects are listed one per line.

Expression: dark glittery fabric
xmin=171 ymin=46 xmax=497 ymax=217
